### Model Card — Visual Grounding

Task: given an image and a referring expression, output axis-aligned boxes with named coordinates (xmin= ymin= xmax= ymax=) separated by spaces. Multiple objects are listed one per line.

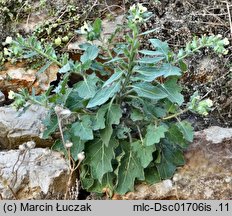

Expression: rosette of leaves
xmin=8 ymin=3 xmax=229 ymax=196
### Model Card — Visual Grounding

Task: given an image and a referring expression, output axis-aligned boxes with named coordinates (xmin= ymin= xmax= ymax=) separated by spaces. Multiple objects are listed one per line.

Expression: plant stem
xmin=162 ymin=108 xmax=188 ymax=120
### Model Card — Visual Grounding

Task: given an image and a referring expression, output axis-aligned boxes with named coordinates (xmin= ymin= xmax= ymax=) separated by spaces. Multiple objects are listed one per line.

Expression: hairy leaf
xmin=87 ymin=81 xmax=121 ymax=108
xmin=176 ymin=120 xmax=194 ymax=142
xmin=75 ymin=74 xmax=99 ymax=99
xmin=132 ymin=82 xmax=167 ymax=100
xmin=71 ymin=115 xmax=93 ymax=140
xmin=100 ymin=103 xmax=122 ymax=146
xmin=157 ymin=78 xmax=184 ymax=105
xmin=81 ymin=45 xmax=99 ymax=63
xmin=144 ymin=124 xmax=168 ymax=146
xmin=115 ymin=142 xmax=144 ymax=194
xmin=85 ymin=138 xmax=118 ymax=182
xmin=131 ymin=140 xmax=156 ymax=168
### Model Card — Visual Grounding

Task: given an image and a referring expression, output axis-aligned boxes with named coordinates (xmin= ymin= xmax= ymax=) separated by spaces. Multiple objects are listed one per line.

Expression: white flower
xmin=65 ymin=140 xmax=73 ymax=148
xmin=137 ymin=3 xmax=147 ymax=14
xmin=5 ymin=36 xmax=12 ymax=44
xmin=77 ymin=151 xmax=85 ymax=162
xmin=8 ymin=90 xmax=15 ymax=99
xmin=129 ymin=4 xmax=136 ymax=12
xmin=223 ymin=37 xmax=229 ymax=46
xmin=132 ymin=14 xmax=143 ymax=23
xmin=80 ymin=22 xmax=92 ymax=34
xmin=205 ymin=98 xmax=213 ymax=107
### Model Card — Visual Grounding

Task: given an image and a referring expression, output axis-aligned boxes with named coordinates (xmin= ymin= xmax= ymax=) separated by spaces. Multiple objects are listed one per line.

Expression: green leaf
xmin=92 ymin=105 xmax=108 ymax=130
xmin=70 ymin=135 xmax=85 ymax=161
xmin=42 ymin=114 xmax=58 ymax=139
xmin=130 ymin=108 xmax=144 ymax=121
xmin=144 ymin=124 xmax=168 ymax=146
xmin=87 ymin=81 xmax=121 ymax=108
xmin=131 ymin=140 xmax=156 ymax=168
xmin=150 ymin=39 xmax=169 ymax=60
xmin=138 ymin=28 xmax=159 ymax=36
xmin=81 ymin=45 xmax=99 ymax=63
xmin=71 ymin=115 xmax=93 ymax=140
xmin=176 ymin=120 xmax=194 ymax=142
xmin=37 ymin=61 xmax=52 ymax=74
xmin=115 ymin=142 xmax=144 ymax=194
xmin=93 ymin=18 xmax=102 ymax=35
xmin=157 ymin=78 xmax=184 ymax=105
xmin=145 ymin=165 xmax=161 ymax=184
xmin=156 ymin=140 xmax=185 ymax=179
xmin=178 ymin=60 xmax=188 ymax=72
xmin=136 ymin=56 xmax=165 ymax=64
xmin=167 ymin=124 xmax=188 ymax=148
xmin=102 ymin=70 xmax=123 ymax=88
xmin=89 ymin=173 xmax=115 ymax=195
xmin=59 ymin=62 xmax=71 ymax=73
xmin=134 ymin=63 xmax=181 ymax=82
xmin=74 ymin=74 xmax=99 ymax=99
xmin=85 ymin=138 xmax=118 ymax=182
xmin=139 ymin=50 xmax=164 ymax=56
xmin=156 ymin=157 xmax=176 ymax=179
xmin=132 ymin=82 xmax=167 ymax=100
xmin=100 ymin=103 xmax=122 ymax=146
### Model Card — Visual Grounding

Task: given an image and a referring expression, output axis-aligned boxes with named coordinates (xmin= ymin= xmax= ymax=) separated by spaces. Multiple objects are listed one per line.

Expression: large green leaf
xmin=92 ymin=105 xmax=108 ymax=130
xmin=134 ymin=63 xmax=181 ymax=82
xmin=144 ymin=124 xmax=168 ymax=146
xmin=167 ymin=124 xmax=188 ymax=148
xmin=74 ymin=74 xmax=99 ymax=99
xmin=81 ymin=45 xmax=99 ymax=63
xmin=132 ymin=82 xmax=168 ymax=100
xmin=149 ymin=39 xmax=169 ymax=60
xmin=115 ymin=142 xmax=144 ymax=194
xmin=89 ymin=173 xmax=115 ymax=195
xmin=136 ymin=56 xmax=165 ymax=64
xmin=144 ymin=165 xmax=161 ymax=184
xmin=100 ymin=103 xmax=122 ymax=146
xmin=176 ymin=120 xmax=194 ymax=142
xmin=157 ymin=78 xmax=184 ymax=105
xmin=156 ymin=141 xmax=185 ymax=179
xmin=103 ymin=70 xmax=123 ymax=88
xmin=85 ymin=138 xmax=118 ymax=182
xmin=69 ymin=134 xmax=85 ymax=161
xmin=71 ymin=115 xmax=93 ymax=140
xmin=42 ymin=113 xmax=58 ymax=139
xmin=87 ymin=81 xmax=121 ymax=108
xmin=131 ymin=140 xmax=156 ymax=168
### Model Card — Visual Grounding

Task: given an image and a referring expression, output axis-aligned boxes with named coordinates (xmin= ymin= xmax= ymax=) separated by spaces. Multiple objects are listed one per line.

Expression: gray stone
xmin=0 ymin=104 xmax=53 ymax=149
xmin=0 ymin=148 xmax=69 ymax=199
xmin=118 ymin=126 xmax=232 ymax=200
xmin=0 ymin=91 xmax=5 ymax=104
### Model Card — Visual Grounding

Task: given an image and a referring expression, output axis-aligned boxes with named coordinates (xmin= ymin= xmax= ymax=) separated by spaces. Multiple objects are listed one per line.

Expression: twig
xmin=225 ymin=1 xmax=232 ymax=38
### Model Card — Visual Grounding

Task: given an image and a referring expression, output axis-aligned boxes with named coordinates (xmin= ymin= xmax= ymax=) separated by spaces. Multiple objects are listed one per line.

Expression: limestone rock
xmin=0 ymin=91 xmax=5 ymax=105
xmin=0 ymin=148 xmax=69 ymax=199
xmin=0 ymin=62 xmax=58 ymax=95
xmin=0 ymin=104 xmax=53 ymax=149
xmin=118 ymin=126 xmax=232 ymax=200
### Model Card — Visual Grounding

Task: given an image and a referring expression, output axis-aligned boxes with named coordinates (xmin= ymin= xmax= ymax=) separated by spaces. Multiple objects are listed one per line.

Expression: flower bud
xmin=65 ymin=140 xmax=73 ymax=148
xmin=77 ymin=151 xmax=85 ymax=162
xmin=26 ymin=141 xmax=36 ymax=149
xmin=19 ymin=143 xmax=27 ymax=151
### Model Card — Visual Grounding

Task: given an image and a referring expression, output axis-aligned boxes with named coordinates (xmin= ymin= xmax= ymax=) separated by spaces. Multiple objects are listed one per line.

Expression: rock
xmin=117 ymin=126 xmax=232 ymax=200
xmin=0 ymin=148 xmax=69 ymax=199
xmin=0 ymin=91 xmax=5 ymax=105
xmin=0 ymin=62 xmax=58 ymax=95
xmin=0 ymin=104 xmax=53 ymax=149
